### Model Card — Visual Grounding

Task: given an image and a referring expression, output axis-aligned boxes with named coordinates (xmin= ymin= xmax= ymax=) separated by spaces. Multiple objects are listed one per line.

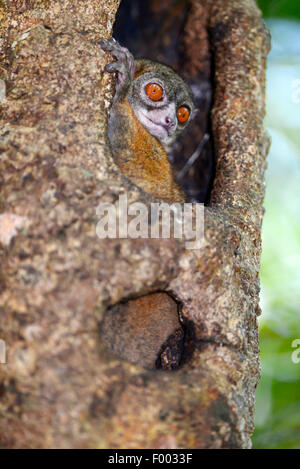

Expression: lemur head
xmin=128 ymin=60 xmax=195 ymax=147
xmin=99 ymin=38 xmax=195 ymax=148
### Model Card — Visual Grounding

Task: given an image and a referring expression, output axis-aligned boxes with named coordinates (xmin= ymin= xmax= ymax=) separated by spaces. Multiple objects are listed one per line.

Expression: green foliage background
xmin=258 ymin=0 xmax=300 ymax=19
xmin=253 ymin=0 xmax=300 ymax=449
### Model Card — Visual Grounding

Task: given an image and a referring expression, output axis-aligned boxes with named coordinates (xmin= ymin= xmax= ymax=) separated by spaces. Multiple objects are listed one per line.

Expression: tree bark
xmin=0 ymin=0 xmax=270 ymax=449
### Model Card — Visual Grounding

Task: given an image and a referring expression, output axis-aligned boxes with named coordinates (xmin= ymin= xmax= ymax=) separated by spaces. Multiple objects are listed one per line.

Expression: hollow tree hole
xmin=113 ymin=0 xmax=215 ymax=203
xmin=99 ymin=292 xmax=196 ymax=370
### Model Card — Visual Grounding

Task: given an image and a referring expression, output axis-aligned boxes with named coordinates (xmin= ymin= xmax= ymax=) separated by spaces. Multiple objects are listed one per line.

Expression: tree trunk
xmin=0 ymin=0 xmax=270 ymax=449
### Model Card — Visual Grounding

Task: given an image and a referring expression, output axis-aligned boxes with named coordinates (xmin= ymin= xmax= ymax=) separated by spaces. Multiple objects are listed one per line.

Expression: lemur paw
xmin=99 ymin=38 xmax=135 ymax=87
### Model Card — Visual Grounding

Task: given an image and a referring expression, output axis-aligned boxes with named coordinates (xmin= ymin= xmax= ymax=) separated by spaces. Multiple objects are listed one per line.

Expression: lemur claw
xmin=99 ymin=37 xmax=135 ymax=83
xmin=99 ymin=38 xmax=117 ymax=53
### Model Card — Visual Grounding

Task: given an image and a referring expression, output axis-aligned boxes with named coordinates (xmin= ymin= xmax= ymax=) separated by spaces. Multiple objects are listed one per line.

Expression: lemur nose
xmin=165 ymin=117 xmax=175 ymax=128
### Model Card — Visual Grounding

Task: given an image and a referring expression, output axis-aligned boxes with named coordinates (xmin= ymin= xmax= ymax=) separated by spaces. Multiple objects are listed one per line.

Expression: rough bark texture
xmin=0 ymin=0 xmax=270 ymax=448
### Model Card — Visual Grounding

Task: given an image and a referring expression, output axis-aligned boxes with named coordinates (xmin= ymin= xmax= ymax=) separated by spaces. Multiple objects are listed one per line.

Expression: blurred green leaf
xmin=257 ymin=0 xmax=300 ymax=20
xmin=252 ymin=17 xmax=300 ymax=449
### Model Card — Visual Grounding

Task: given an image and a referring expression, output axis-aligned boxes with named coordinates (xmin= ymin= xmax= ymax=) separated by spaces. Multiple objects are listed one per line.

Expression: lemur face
xmin=129 ymin=60 xmax=195 ymax=147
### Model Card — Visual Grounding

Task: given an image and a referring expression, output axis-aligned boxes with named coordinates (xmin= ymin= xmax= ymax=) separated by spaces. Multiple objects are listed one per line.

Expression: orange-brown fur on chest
xmin=110 ymin=97 xmax=185 ymax=203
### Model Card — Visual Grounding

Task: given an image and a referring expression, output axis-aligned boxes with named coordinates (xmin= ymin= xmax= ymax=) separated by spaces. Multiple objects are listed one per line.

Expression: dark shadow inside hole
xmin=113 ymin=0 xmax=215 ymax=203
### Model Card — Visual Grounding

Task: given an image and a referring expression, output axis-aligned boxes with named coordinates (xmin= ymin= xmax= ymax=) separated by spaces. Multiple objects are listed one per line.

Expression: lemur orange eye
xmin=145 ymin=83 xmax=164 ymax=101
xmin=177 ymin=106 xmax=190 ymax=124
